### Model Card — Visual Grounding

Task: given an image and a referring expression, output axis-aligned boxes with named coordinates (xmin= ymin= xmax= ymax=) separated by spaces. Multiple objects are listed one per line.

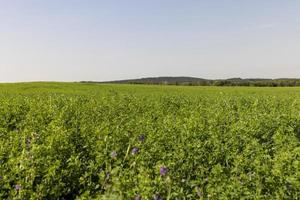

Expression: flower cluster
xmin=153 ymin=194 xmax=163 ymax=200
xmin=111 ymin=151 xmax=117 ymax=159
xmin=160 ymin=166 xmax=168 ymax=176
xmin=138 ymin=134 xmax=146 ymax=142
xmin=131 ymin=147 xmax=139 ymax=155
xmin=14 ymin=184 xmax=21 ymax=191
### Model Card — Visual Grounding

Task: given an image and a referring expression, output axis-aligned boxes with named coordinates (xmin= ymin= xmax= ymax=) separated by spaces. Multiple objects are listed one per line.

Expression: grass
xmin=1 ymin=82 xmax=300 ymax=96
xmin=0 ymin=82 xmax=299 ymax=199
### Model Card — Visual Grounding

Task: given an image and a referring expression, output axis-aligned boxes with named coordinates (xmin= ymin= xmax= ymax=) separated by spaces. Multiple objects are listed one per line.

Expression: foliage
xmin=0 ymin=83 xmax=299 ymax=199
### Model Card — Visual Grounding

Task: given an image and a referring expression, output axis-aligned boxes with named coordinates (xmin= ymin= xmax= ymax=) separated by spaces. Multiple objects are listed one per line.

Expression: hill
xmin=82 ymin=77 xmax=300 ymax=87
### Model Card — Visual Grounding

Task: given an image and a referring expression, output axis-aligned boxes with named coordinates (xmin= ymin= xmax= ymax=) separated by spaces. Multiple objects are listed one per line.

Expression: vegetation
xmin=94 ymin=76 xmax=300 ymax=87
xmin=0 ymin=83 xmax=299 ymax=199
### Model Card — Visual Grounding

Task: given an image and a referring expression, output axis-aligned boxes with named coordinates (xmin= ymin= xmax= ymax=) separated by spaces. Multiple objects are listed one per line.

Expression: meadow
xmin=0 ymin=83 xmax=299 ymax=199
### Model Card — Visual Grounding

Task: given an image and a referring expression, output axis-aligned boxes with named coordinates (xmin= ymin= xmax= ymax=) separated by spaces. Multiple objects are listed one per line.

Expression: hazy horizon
xmin=1 ymin=1 xmax=300 ymax=83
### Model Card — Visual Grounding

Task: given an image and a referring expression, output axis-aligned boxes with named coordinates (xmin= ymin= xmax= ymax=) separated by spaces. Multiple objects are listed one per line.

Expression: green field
xmin=0 ymin=83 xmax=299 ymax=199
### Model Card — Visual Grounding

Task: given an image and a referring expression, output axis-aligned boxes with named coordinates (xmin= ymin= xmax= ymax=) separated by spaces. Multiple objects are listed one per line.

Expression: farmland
xmin=0 ymin=82 xmax=299 ymax=199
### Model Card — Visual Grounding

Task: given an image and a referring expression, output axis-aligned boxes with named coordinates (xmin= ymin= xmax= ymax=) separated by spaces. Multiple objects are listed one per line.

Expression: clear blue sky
xmin=1 ymin=0 xmax=300 ymax=82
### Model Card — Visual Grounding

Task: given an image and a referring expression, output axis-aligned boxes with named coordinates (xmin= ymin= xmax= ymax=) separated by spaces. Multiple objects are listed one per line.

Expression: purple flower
xmin=14 ymin=184 xmax=21 ymax=191
xmin=138 ymin=134 xmax=146 ymax=142
xmin=160 ymin=166 xmax=168 ymax=176
xmin=135 ymin=194 xmax=142 ymax=200
xmin=153 ymin=194 xmax=163 ymax=200
xmin=111 ymin=151 xmax=117 ymax=159
xmin=131 ymin=147 xmax=139 ymax=155
xmin=0 ymin=176 xmax=3 ymax=180
xmin=26 ymin=138 xmax=31 ymax=144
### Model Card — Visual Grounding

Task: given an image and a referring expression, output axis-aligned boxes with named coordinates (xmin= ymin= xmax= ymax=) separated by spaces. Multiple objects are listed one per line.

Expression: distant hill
xmin=107 ymin=76 xmax=208 ymax=84
xmin=81 ymin=77 xmax=300 ymax=87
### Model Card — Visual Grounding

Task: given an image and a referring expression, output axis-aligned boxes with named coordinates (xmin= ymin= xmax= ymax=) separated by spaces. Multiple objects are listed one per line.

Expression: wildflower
xmin=0 ymin=176 xmax=3 ymax=180
xmin=135 ymin=194 xmax=142 ymax=200
xmin=14 ymin=184 xmax=21 ymax=191
xmin=131 ymin=147 xmax=139 ymax=155
xmin=111 ymin=151 xmax=117 ymax=159
xmin=138 ymin=134 xmax=146 ymax=142
xmin=160 ymin=166 xmax=168 ymax=176
xmin=26 ymin=138 xmax=31 ymax=148
xmin=153 ymin=194 xmax=163 ymax=200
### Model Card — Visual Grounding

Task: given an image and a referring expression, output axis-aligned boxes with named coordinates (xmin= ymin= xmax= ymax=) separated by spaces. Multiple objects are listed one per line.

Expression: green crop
xmin=0 ymin=83 xmax=299 ymax=199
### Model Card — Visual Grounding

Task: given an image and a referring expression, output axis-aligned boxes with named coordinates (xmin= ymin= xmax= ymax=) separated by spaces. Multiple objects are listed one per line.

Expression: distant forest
xmin=83 ymin=77 xmax=300 ymax=87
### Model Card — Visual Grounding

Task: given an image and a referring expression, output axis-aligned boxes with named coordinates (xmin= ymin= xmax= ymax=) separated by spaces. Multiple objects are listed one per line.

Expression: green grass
xmin=0 ymin=83 xmax=299 ymax=199
xmin=1 ymin=82 xmax=300 ymax=96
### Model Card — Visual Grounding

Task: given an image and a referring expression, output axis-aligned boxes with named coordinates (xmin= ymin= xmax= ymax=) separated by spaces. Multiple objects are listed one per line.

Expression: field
xmin=0 ymin=83 xmax=299 ymax=199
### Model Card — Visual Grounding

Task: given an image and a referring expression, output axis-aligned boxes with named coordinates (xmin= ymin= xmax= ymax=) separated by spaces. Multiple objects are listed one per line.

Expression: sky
xmin=0 ymin=0 xmax=300 ymax=82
